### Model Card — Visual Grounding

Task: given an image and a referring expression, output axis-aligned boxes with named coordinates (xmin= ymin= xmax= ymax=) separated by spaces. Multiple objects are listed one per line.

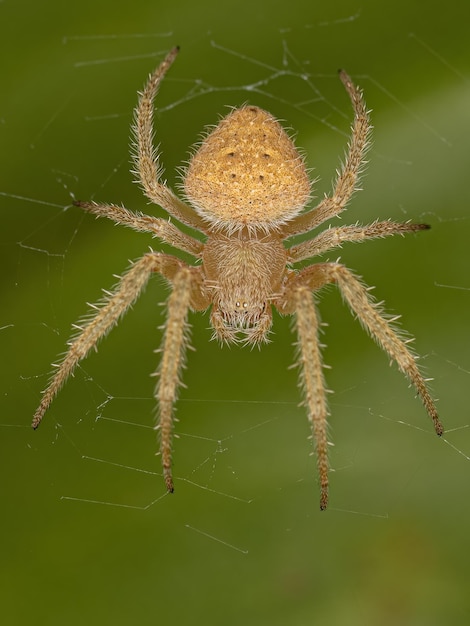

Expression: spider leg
xmin=134 ymin=47 xmax=208 ymax=233
xmin=32 ymin=252 xmax=187 ymax=430
xmin=331 ymin=263 xmax=443 ymax=436
xmin=291 ymin=262 xmax=443 ymax=434
xmin=279 ymin=261 xmax=442 ymax=509
xmin=290 ymin=285 xmax=330 ymax=510
xmin=154 ymin=267 xmax=195 ymax=492
xmin=288 ymin=221 xmax=430 ymax=263
xmin=280 ymin=70 xmax=371 ymax=239
xmin=74 ymin=201 xmax=204 ymax=257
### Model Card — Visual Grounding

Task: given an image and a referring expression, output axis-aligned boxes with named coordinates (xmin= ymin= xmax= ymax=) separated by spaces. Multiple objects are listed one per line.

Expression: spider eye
xmin=235 ymin=301 xmax=249 ymax=309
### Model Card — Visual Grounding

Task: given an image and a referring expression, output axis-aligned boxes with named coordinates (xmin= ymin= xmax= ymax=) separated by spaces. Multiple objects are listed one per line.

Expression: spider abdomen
xmin=184 ymin=106 xmax=311 ymax=232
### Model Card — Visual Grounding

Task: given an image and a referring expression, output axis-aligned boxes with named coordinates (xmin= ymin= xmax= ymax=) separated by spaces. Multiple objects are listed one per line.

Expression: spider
xmin=32 ymin=47 xmax=443 ymax=510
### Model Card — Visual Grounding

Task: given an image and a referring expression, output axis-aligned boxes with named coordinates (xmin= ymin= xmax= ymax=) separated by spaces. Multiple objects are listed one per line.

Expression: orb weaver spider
xmin=33 ymin=47 xmax=443 ymax=509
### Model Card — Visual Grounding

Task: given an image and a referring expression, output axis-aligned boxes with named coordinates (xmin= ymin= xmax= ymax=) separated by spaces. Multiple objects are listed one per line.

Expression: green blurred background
xmin=2 ymin=0 xmax=469 ymax=624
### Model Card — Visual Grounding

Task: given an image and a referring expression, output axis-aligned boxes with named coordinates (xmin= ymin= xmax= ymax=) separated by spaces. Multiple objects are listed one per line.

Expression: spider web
xmin=2 ymin=26 xmax=470 ymax=558
xmin=3 ymin=12 xmax=470 ymax=624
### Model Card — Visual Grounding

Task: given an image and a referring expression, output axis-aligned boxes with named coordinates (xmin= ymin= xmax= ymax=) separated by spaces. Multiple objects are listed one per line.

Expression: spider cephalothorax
xmin=33 ymin=47 xmax=443 ymax=510
xmin=203 ymin=232 xmax=287 ymax=344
